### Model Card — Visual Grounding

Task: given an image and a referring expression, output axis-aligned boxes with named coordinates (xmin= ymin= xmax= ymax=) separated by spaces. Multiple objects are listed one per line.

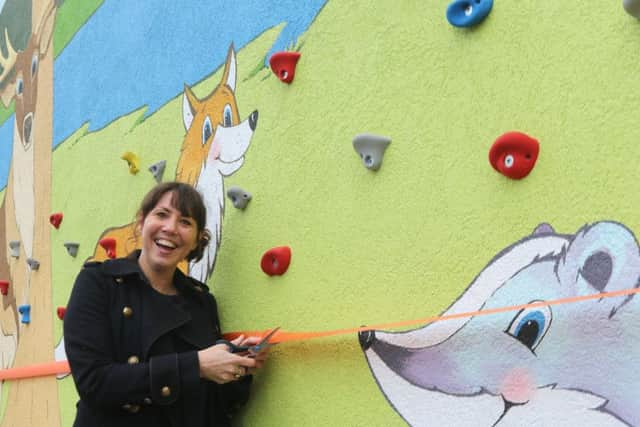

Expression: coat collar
xmin=100 ymin=250 xmax=209 ymax=295
xmin=101 ymin=251 xmax=216 ymax=357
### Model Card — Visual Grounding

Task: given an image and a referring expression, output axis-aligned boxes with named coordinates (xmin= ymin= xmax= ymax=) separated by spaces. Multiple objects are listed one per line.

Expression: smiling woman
xmin=63 ymin=181 xmax=271 ymax=427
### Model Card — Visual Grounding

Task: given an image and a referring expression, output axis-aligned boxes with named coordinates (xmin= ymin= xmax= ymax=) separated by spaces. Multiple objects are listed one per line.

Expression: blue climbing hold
xmin=18 ymin=305 xmax=31 ymax=324
xmin=446 ymin=0 xmax=493 ymax=28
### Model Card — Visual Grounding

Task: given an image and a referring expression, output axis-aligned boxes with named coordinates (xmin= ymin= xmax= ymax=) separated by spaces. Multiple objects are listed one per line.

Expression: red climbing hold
xmin=57 ymin=307 xmax=66 ymax=320
xmin=489 ymin=132 xmax=539 ymax=180
xmin=49 ymin=212 xmax=63 ymax=229
xmin=0 ymin=281 xmax=9 ymax=296
xmin=261 ymin=246 xmax=292 ymax=276
xmin=269 ymin=52 xmax=301 ymax=84
xmin=99 ymin=237 xmax=117 ymax=259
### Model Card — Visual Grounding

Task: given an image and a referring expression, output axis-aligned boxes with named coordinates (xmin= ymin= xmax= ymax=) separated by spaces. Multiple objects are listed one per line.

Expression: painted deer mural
xmin=91 ymin=45 xmax=259 ymax=283
xmin=0 ymin=0 xmax=61 ymax=425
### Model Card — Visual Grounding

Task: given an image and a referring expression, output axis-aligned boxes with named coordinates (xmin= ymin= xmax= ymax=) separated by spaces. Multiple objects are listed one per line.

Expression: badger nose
xmin=358 ymin=328 xmax=375 ymax=350
xmin=249 ymin=110 xmax=258 ymax=131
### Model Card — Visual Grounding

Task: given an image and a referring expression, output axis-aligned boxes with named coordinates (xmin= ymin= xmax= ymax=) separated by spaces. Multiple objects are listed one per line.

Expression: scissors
xmin=216 ymin=327 xmax=280 ymax=355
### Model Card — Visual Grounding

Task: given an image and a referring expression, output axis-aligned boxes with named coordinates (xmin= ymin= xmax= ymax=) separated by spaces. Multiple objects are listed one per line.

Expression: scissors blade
xmin=250 ymin=327 xmax=280 ymax=353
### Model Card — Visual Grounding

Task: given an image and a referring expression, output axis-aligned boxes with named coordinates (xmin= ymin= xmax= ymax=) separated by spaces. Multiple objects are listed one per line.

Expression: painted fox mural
xmin=90 ymin=45 xmax=259 ymax=283
xmin=360 ymin=221 xmax=639 ymax=426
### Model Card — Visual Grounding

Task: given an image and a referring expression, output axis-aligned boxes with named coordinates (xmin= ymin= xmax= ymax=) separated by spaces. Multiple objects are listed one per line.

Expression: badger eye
xmin=31 ymin=55 xmax=38 ymax=78
xmin=223 ymin=104 xmax=233 ymax=127
xmin=16 ymin=78 xmax=23 ymax=96
xmin=506 ymin=302 xmax=552 ymax=352
xmin=202 ymin=116 xmax=212 ymax=145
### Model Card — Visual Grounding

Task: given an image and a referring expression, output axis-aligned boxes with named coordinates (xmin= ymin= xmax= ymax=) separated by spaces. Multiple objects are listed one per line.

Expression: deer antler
xmin=0 ymin=28 xmax=18 ymax=85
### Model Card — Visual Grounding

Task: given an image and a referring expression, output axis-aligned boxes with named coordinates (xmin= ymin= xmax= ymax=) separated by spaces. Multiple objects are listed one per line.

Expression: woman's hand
xmin=236 ymin=335 xmax=271 ymax=373
xmin=197 ymin=335 xmax=257 ymax=384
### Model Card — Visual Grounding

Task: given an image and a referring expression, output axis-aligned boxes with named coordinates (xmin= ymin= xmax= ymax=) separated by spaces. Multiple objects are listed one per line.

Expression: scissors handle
xmin=215 ymin=340 xmax=250 ymax=353
xmin=216 ymin=327 xmax=280 ymax=354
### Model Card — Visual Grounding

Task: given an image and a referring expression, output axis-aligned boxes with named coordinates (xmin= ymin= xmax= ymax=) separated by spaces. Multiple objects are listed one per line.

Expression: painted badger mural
xmin=360 ymin=221 xmax=639 ymax=426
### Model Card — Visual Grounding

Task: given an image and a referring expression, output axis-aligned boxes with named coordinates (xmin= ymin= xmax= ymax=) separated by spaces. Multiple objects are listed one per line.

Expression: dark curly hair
xmin=137 ymin=181 xmax=211 ymax=262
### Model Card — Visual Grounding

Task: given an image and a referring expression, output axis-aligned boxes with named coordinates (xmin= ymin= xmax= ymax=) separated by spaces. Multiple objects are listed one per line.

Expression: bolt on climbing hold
xmin=261 ymin=246 xmax=292 ymax=276
xmin=64 ymin=242 xmax=80 ymax=258
xmin=57 ymin=306 xmax=66 ymax=320
xmin=269 ymin=51 xmax=301 ymax=84
xmin=18 ymin=305 xmax=31 ymax=324
xmin=99 ymin=237 xmax=117 ymax=259
xmin=9 ymin=241 xmax=20 ymax=258
xmin=353 ymin=133 xmax=391 ymax=171
xmin=26 ymin=258 xmax=40 ymax=271
xmin=226 ymin=186 xmax=252 ymax=210
xmin=121 ymin=151 xmax=140 ymax=174
xmin=148 ymin=160 xmax=167 ymax=183
xmin=0 ymin=281 xmax=9 ymax=296
xmin=489 ymin=131 xmax=539 ymax=180
xmin=623 ymin=0 xmax=640 ymax=18
xmin=49 ymin=212 xmax=63 ymax=229
xmin=446 ymin=0 xmax=493 ymax=27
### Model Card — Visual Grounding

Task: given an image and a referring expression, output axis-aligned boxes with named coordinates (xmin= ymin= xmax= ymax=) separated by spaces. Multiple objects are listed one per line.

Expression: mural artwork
xmin=90 ymin=45 xmax=258 ymax=284
xmin=0 ymin=0 xmax=61 ymax=425
xmin=360 ymin=221 xmax=639 ymax=426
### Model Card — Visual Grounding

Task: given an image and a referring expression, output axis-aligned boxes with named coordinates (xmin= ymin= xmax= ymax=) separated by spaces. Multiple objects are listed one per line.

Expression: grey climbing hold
xmin=9 ymin=241 xmax=20 ymax=258
xmin=623 ymin=0 xmax=640 ymax=18
xmin=148 ymin=160 xmax=167 ymax=183
xmin=26 ymin=258 xmax=40 ymax=271
xmin=64 ymin=242 xmax=80 ymax=258
xmin=353 ymin=133 xmax=391 ymax=171
xmin=226 ymin=186 xmax=252 ymax=210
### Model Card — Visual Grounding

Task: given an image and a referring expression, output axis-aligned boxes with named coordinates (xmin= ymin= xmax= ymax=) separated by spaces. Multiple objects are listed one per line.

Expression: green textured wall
xmin=40 ymin=0 xmax=640 ymax=425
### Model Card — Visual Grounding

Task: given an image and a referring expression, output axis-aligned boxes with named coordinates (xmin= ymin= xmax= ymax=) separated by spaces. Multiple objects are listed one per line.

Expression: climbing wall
xmin=1 ymin=0 xmax=640 ymax=426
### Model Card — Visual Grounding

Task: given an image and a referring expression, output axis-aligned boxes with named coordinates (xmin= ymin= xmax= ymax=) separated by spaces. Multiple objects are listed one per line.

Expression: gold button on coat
xmin=161 ymin=386 xmax=171 ymax=397
xmin=122 ymin=403 xmax=140 ymax=413
xmin=122 ymin=306 xmax=133 ymax=317
xmin=115 ymin=277 xmax=124 ymax=284
xmin=127 ymin=355 xmax=139 ymax=364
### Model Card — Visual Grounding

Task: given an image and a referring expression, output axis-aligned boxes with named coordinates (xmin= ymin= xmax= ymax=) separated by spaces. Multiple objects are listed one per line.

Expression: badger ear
xmin=532 ymin=223 xmax=555 ymax=236
xmin=557 ymin=222 xmax=640 ymax=312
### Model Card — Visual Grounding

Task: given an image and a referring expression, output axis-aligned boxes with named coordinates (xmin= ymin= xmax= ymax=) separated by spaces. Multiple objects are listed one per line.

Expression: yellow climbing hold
xmin=121 ymin=151 xmax=140 ymax=174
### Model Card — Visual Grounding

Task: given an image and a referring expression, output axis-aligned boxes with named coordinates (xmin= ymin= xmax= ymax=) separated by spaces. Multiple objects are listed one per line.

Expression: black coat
xmin=64 ymin=252 xmax=251 ymax=427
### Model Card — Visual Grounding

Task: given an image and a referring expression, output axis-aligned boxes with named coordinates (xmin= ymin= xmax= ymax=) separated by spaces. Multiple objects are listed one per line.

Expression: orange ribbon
xmin=2 ymin=285 xmax=640 ymax=381
xmin=224 ymin=285 xmax=640 ymax=344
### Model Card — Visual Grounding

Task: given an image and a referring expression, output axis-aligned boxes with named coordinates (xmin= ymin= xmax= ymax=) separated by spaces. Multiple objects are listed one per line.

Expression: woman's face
xmin=138 ymin=191 xmax=199 ymax=273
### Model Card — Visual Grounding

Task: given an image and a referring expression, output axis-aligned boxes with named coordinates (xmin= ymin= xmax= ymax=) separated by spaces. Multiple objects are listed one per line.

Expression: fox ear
xmin=557 ymin=222 xmax=640 ymax=313
xmin=182 ymin=85 xmax=198 ymax=131
xmin=220 ymin=44 xmax=236 ymax=92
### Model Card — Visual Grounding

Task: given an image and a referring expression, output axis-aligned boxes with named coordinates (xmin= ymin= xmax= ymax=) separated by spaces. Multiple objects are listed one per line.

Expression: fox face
xmin=178 ymin=45 xmax=258 ymax=185
xmin=360 ymin=222 xmax=639 ymax=426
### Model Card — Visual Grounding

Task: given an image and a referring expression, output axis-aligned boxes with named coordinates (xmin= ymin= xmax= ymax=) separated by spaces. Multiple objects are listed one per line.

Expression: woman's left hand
xmin=237 ymin=336 xmax=271 ymax=373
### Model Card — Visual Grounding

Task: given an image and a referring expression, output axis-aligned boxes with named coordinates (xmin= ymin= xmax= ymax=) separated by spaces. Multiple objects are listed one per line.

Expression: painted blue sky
xmin=0 ymin=0 xmax=327 ymax=189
